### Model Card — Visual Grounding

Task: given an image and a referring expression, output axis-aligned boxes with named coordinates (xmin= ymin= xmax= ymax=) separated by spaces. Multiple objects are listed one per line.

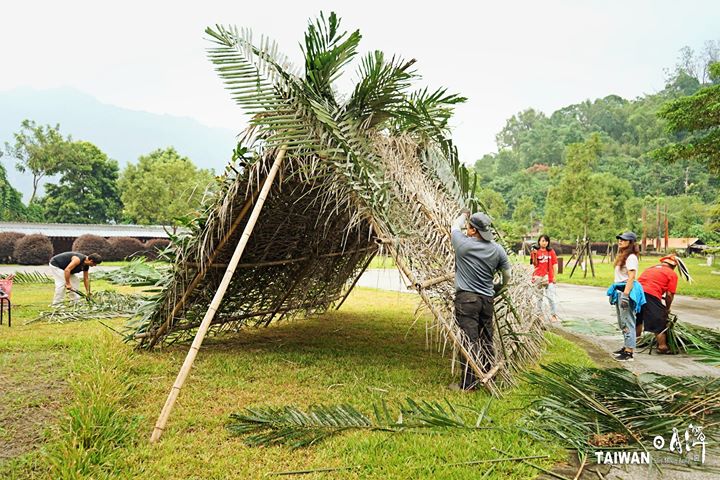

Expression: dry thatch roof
xmin=128 ymin=13 xmax=545 ymax=396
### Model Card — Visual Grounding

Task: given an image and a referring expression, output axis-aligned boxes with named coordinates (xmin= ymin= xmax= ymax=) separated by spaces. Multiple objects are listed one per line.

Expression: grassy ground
xmin=554 ymin=255 xmax=720 ymax=299
xmin=0 ymin=281 xmax=593 ymax=479
xmin=368 ymin=255 xmax=396 ymax=269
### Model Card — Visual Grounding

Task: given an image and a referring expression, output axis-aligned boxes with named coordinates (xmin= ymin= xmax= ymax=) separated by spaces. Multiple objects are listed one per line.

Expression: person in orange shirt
xmin=530 ymin=234 xmax=558 ymax=322
xmin=636 ymin=255 xmax=679 ymax=354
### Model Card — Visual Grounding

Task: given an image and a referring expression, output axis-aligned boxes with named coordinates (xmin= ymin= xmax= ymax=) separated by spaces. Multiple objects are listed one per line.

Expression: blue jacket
xmin=607 ymin=281 xmax=646 ymax=313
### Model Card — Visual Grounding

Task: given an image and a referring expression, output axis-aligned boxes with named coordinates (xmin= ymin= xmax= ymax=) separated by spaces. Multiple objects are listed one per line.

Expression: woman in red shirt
xmin=531 ymin=234 xmax=559 ymax=322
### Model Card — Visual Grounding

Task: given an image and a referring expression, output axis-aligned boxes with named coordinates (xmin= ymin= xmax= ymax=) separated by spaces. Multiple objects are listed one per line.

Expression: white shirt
xmin=614 ymin=253 xmax=639 ymax=283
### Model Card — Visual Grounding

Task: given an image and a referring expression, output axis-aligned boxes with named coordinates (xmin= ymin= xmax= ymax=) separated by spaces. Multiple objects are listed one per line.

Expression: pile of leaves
xmin=522 ymin=363 xmax=719 ymax=458
xmin=227 ymin=398 xmax=494 ymax=449
xmin=28 ymin=291 xmax=149 ymax=324
xmin=637 ymin=314 xmax=720 ymax=365
xmin=94 ymin=258 xmax=167 ymax=286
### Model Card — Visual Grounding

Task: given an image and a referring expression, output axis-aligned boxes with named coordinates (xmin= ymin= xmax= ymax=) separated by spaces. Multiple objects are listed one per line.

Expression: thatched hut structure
xmin=131 ymin=13 xmax=546 ymax=441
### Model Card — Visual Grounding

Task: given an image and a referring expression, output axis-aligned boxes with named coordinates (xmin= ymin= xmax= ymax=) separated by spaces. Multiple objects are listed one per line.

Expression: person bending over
xmin=636 ymin=255 xmax=679 ymax=354
xmin=49 ymin=251 xmax=102 ymax=305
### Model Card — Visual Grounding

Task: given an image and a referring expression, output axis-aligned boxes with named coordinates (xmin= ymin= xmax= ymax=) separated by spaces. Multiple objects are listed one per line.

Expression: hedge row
xmin=0 ymin=232 xmax=172 ymax=264
xmin=15 ymin=234 xmax=53 ymax=265
xmin=72 ymin=235 xmax=170 ymax=261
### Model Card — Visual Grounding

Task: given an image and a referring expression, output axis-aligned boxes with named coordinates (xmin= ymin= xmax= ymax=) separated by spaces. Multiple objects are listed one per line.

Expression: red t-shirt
xmin=532 ymin=248 xmax=557 ymax=283
xmin=638 ymin=265 xmax=678 ymax=300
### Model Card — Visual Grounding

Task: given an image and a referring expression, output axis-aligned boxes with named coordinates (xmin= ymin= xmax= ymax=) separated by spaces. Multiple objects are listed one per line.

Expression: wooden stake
xmin=149 ymin=147 xmax=287 ymax=443
xmin=664 ymin=202 xmax=669 ymax=253
xmin=641 ymin=207 xmax=647 ymax=254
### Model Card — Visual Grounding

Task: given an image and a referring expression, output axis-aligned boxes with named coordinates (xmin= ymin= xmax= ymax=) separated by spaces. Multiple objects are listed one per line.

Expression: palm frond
xmin=0 ymin=271 xmax=52 ymax=284
xmin=346 ymin=51 xmax=417 ymax=127
xmin=301 ymin=11 xmax=361 ymax=100
xmin=394 ymin=87 xmax=467 ymax=137
xmin=28 ymin=291 xmax=148 ymax=324
xmin=637 ymin=314 xmax=720 ymax=363
xmin=94 ymin=258 xmax=167 ymax=286
xmin=523 ymin=363 xmax=720 ymax=456
xmin=227 ymin=398 xmax=491 ymax=449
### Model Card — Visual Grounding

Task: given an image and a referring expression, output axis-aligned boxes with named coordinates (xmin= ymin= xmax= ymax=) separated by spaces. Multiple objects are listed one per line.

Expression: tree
xmin=543 ymin=136 xmax=631 ymax=241
xmin=652 ymin=62 xmax=720 ymax=174
xmin=477 ymin=188 xmax=507 ymax=220
xmin=3 ymin=119 xmax=72 ymax=203
xmin=0 ymin=156 xmax=27 ymax=221
xmin=42 ymin=141 xmax=123 ymax=223
xmin=119 ymin=147 xmax=215 ymax=225
xmin=511 ymin=195 xmax=536 ymax=237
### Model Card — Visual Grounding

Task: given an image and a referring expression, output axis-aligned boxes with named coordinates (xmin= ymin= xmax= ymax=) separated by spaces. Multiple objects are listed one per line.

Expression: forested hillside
xmin=475 ymin=45 xmax=720 ymax=245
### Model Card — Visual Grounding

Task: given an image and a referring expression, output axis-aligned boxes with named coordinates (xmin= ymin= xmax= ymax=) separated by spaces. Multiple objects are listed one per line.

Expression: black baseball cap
xmin=616 ymin=231 xmax=637 ymax=242
xmin=469 ymin=212 xmax=494 ymax=241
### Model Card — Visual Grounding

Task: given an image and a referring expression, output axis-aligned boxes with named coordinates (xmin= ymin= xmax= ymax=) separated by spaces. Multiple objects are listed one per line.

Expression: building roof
xmin=0 ymin=222 xmax=177 ymax=238
xmin=665 ymin=237 xmax=705 ymax=249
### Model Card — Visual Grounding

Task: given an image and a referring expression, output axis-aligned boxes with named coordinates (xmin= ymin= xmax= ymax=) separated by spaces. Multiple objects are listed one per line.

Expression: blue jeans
xmin=616 ymin=296 xmax=636 ymax=349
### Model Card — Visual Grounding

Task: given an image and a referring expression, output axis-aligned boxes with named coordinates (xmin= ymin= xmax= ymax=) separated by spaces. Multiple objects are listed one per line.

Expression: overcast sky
xmin=2 ymin=0 xmax=719 ymax=163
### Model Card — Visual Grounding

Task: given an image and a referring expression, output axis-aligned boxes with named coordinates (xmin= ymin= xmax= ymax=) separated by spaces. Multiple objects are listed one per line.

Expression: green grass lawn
xmin=368 ymin=255 xmax=396 ymax=269
xmin=0 ymin=281 xmax=593 ymax=479
xmin=554 ymin=255 xmax=720 ymax=299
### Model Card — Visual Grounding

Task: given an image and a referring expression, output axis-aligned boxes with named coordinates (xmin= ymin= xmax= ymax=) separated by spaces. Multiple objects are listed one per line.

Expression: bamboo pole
xmin=149 ymin=146 xmax=287 ymax=443
xmin=416 ymin=272 xmax=454 ymax=289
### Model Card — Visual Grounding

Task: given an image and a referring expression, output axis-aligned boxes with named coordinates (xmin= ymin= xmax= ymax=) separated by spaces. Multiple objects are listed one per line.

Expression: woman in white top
xmin=613 ymin=231 xmax=640 ymax=361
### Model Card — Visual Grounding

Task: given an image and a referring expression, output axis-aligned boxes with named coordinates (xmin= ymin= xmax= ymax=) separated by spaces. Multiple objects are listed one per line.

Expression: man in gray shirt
xmin=450 ymin=211 xmax=511 ymax=391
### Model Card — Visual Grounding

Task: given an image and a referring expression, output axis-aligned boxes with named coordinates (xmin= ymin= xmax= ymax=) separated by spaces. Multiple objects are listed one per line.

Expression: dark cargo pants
xmin=454 ymin=290 xmax=495 ymax=389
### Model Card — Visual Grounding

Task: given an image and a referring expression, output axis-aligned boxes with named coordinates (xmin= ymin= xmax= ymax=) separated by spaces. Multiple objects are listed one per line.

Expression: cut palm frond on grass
xmin=94 ymin=258 xmax=168 ymax=286
xmin=0 ymin=271 xmax=52 ymax=284
xmin=228 ymin=398 xmax=494 ymax=449
xmin=28 ymin=291 xmax=148 ymax=324
xmin=523 ymin=363 xmax=720 ymax=461
xmin=637 ymin=314 xmax=720 ymax=365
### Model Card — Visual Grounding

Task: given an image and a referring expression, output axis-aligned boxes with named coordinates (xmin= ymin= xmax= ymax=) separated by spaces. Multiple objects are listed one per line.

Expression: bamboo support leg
xmin=150 ymin=146 xmax=286 ymax=443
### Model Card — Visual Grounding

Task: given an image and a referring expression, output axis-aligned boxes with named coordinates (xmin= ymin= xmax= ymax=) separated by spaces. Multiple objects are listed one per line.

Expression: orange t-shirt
xmin=638 ymin=265 xmax=678 ymax=300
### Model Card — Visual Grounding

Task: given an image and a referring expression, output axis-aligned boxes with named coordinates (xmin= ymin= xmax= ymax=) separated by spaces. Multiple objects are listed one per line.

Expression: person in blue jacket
xmin=607 ymin=232 xmax=645 ymax=362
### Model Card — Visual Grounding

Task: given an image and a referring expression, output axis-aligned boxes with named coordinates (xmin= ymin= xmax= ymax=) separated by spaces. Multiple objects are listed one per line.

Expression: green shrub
xmin=0 ymin=231 xmax=25 ymax=263
xmin=14 ymin=233 xmax=53 ymax=265
xmin=107 ymin=237 xmax=145 ymax=261
xmin=144 ymin=238 xmax=170 ymax=260
xmin=72 ymin=234 xmax=112 ymax=260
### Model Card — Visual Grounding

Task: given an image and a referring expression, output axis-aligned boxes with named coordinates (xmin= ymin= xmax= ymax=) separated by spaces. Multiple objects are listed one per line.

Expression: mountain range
xmin=0 ymin=87 xmax=238 ymax=201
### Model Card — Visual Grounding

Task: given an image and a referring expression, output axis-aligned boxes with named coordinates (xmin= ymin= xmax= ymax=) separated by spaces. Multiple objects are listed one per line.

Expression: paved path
xmin=552 ymin=283 xmax=720 ymax=378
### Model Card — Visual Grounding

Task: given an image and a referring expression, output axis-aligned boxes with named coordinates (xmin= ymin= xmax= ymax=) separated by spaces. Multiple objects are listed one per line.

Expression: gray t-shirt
xmin=451 ymin=228 xmax=511 ymax=297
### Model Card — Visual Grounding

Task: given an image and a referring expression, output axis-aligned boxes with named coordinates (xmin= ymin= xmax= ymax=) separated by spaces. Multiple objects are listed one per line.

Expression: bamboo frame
xmin=149 ymin=146 xmax=287 ymax=443
xmin=147 ymin=190 xmax=260 ymax=348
